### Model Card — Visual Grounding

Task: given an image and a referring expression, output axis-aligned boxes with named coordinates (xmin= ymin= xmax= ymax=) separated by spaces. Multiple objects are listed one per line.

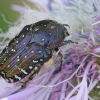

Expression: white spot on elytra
xmin=34 ymin=67 xmax=38 ymax=71
xmin=31 ymin=50 xmax=34 ymax=53
xmin=38 ymin=51 xmax=42 ymax=53
xmin=30 ymin=28 xmax=32 ymax=31
xmin=41 ymin=38 xmax=44 ymax=41
xmin=44 ymin=24 xmax=46 ymax=26
xmin=40 ymin=59 xmax=43 ymax=61
xmin=11 ymin=49 xmax=13 ymax=51
xmin=26 ymin=28 xmax=29 ymax=30
xmin=24 ymin=56 xmax=27 ymax=58
xmin=14 ymin=75 xmax=21 ymax=80
xmin=7 ymin=65 xmax=10 ymax=67
xmin=29 ymin=66 xmax=33 ymax=69
xmin=11 ymin=49 xmax=15 ymax=52
xmin=33 ymin=60 xmax=38 ymax=63
xmin=23 ymin=42 xmax=26 ymax=44
xmin=34 ymin=27 xmax=39 ymax=31
xmin=17 ymin=56 xmax=19 ymax=58
xmin=17 ymin=59 xmax=20 ymax=61
xmin=16 ymin=41 xmax=18 ymax=43
xmin=18 ymin=68 xmax=28 ymax=74
xmin=22 ymin=35 xmax=24 ymax=37
xmin=4 ymin=58 xmax=6 ymax=61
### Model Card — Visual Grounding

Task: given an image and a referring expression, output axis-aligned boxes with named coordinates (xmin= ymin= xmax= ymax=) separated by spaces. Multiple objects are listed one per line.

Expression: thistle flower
xmin=0 ymin=0 xmax=100 ymax=100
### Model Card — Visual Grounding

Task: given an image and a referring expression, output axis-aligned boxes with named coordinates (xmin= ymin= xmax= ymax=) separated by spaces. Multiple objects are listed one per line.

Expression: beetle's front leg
xmin=61 ymin=40 xmax=78 ymax=46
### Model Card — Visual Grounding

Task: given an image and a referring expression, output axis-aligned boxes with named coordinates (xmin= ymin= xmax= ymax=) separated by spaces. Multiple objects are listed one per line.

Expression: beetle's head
xmin=30 ymin=20 xmax=70 ymax=49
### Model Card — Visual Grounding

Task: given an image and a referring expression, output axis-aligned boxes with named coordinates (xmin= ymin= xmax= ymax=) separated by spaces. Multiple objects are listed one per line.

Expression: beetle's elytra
xmin=0 ymin=20 xmax=69 ymax=83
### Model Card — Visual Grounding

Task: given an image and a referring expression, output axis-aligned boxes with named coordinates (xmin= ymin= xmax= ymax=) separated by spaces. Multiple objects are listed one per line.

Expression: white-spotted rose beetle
xmin=0 ymin=20 xmax=70 ymax=85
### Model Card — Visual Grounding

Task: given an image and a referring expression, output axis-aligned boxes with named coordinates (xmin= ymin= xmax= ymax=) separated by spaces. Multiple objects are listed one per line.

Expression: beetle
xmin=0 ymin=20 xmax=70 ymax=84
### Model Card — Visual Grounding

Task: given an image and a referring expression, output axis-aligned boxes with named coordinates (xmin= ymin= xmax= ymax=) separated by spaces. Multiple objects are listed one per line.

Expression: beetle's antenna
xmin=63 ymin=24 xmax=70 ymax=28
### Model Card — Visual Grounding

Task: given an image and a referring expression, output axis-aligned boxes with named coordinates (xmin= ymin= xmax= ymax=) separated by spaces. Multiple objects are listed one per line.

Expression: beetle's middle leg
xmin=53 ymin=48 xmax=63 ymax=73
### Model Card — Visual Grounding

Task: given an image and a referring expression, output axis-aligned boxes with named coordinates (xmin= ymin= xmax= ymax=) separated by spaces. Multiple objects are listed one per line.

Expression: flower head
xmin=0 ymin=0 xmax=100 ymax=100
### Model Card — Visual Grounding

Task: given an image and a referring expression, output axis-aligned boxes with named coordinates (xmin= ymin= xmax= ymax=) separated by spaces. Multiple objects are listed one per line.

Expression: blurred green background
xmin=0 ymin=1 xmax=22 ymax=32
xmin=0 ymin=0 xmax=36 ymax=33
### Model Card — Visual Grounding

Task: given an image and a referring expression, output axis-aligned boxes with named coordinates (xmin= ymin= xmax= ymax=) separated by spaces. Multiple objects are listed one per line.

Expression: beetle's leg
xmin=61 ymin=40 xmax=78 ymax=46
xmin=11 ymin=65 xmax=41 ymax=94
xmin=53 ymin=52 xmax=63 ymax=73
xmin=20 ymin=64 xmax=41 ymax=89
xmin=29 ymin=64 xmax=41 ymax=80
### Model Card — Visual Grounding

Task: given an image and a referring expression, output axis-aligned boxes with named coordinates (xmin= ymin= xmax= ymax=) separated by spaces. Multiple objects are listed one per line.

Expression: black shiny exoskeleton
xmin=0 ymin=20 xmax=69 ymax=83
